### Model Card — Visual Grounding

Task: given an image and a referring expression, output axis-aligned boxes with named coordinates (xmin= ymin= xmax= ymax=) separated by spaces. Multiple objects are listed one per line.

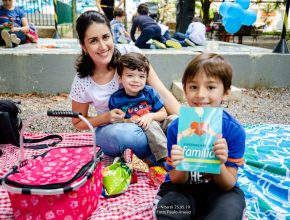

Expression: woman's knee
xmin=115 ymin=123 xmax=147 ymax=144
xmin=95 ymin=123 xmax=149 ymax=157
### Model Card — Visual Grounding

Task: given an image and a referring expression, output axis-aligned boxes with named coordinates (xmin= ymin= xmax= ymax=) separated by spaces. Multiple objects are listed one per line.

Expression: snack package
xmin=123 ymin=148 xmax=133 ymax=163
xmin=102 ymin=162 xmax=132 ymax=197
xmin=148 ymin=166 xmax=167 ymax=187
xmin=123 ymin=149 xmax=149 ymax=173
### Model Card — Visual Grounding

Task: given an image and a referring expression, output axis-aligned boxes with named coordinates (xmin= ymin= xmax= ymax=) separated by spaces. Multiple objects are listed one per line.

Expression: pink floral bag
xmin=1 ymin=111 xmax=103 ymax=220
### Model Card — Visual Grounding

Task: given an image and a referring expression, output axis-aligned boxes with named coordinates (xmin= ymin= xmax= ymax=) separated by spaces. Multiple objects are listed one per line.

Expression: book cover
xmin=176 ymin=106 xmax=223 ymax=174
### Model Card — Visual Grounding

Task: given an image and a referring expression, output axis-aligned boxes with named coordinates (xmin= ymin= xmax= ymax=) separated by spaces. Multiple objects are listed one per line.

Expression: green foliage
xmin=262 ymin=30 xmax=290 ymax=40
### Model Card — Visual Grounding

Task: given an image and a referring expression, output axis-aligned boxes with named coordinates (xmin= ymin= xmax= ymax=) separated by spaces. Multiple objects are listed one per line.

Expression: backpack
xmin=0 ymin=100 xmax=22 ymax=147
xmin=0 ymin=100 xmax=62 ymax=148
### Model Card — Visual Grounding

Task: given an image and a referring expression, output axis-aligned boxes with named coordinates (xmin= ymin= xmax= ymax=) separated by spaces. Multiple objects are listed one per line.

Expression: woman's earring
xmin=83 ymin=49 xmax=88 ymax=55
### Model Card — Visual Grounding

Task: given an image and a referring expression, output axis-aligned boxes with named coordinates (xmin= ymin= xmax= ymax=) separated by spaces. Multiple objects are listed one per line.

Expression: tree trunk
xmin=176 ymin=0 xmax=196 ymax=33
xmin=202 ymin=0 xmax=211 ymax=25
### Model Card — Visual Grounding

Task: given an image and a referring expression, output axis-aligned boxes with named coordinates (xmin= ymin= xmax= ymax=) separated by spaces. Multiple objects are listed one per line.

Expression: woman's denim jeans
xmin=95 ymin=123 xmax=151 ymax=158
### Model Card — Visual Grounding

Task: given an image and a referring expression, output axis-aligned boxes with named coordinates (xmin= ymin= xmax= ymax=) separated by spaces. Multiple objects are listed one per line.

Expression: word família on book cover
xmin=176 ymin=107 xmax=222 ymax=174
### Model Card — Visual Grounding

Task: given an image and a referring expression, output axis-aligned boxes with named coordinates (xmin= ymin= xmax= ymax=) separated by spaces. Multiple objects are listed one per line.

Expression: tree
xmin=176 ymin=0 xmax=196 ymax=33
xmin=200 ymin=0 xmax=214 ymax=25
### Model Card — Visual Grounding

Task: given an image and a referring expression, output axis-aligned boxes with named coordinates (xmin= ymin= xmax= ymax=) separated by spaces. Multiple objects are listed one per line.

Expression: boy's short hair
xmin=116 ymin=52 xmax=150 ymax=77
xmin=137 ymin=3 xmax=149 ymax=15
xmin=182 ymin=53 xmax=232 ymax=92
xmin=113 ymin=8 xmax=125 ymax=18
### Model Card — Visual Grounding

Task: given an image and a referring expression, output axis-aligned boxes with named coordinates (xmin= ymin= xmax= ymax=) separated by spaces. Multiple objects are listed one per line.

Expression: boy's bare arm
xmin=212 ymin=138 xmax=238 ymax=190
xmin=170 ymin=170 xmax=188 ymax=184
xmin=213 ymin=165 xmax=237 ymax=190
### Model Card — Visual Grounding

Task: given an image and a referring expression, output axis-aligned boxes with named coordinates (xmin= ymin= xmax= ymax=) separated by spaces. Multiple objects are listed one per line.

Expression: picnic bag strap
xmin=0 ymin=100 xmax=63 ymax=149
xmin=23 ymin=134 xmax=63 ymax=149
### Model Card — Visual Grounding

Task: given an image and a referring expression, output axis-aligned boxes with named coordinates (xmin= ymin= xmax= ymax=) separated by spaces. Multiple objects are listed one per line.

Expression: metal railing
xmin=15 ymin=0 xmax=72 ymax=26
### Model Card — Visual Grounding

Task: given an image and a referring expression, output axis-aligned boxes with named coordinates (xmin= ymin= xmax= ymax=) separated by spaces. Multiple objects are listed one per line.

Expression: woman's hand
xmin=171 ymin=145 xmax=184 ymax=168
xmin=213 ymin=138 xmax=228 ymax=164
xmin=108 ymin=109 xmax=125 ymax=123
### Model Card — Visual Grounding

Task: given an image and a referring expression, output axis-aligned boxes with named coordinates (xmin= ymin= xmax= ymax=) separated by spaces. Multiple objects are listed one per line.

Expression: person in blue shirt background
xmin=0 ymin=0 xmax=29 ymax=48
xmin=110 ymin=7 xmax=131 ymax=44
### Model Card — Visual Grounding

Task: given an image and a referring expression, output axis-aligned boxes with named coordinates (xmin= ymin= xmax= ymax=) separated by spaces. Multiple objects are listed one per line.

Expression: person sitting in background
xmin=172 ymin=17 xmax=206 ymax=47
xmin=130 ymin=3 xmax=180 ymax=49
xmin=130 ymin=3 xmax=165 ymax=49
xmin=0 ymin=0 xmax=29 ymax=48
xmin=148 ymin=12 xmax=182 ymax=49
xmin=110 ymin=8 xmax=131 ymax=44
xmin=25 ymin=23 xmax=38 ymax=43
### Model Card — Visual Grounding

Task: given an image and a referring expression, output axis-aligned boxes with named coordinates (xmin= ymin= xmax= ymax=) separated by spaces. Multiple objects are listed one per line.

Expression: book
xmin=176 ymin=106 xmax=223 ymax=174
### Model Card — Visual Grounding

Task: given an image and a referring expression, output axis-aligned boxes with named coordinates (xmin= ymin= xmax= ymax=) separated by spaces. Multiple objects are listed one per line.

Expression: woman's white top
xmin=69 ymin=44 xmax=141 ymax=115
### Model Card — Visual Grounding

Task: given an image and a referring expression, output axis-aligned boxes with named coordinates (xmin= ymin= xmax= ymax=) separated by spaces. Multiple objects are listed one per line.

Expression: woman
xmin=70 ymin=10 xmax=180 ymax=158
xmin=0 ymin=0 xmax=29 ymax=48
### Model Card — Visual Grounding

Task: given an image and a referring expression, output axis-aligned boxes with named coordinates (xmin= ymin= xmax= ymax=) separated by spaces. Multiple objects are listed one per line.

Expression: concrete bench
xmin=0 ymin=38 xmax=289 ymax=94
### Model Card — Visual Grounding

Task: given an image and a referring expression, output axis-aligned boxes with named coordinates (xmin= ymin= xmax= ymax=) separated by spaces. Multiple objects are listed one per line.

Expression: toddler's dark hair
xmin=182 ymin=53 xmax=232 ymax=92
xmin=117 ymin=52 xmax=150 ymax=77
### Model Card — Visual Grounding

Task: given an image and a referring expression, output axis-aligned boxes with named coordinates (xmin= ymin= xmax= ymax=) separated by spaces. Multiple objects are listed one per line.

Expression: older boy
xmin=154 ymin=53 xmax=246 ymax=219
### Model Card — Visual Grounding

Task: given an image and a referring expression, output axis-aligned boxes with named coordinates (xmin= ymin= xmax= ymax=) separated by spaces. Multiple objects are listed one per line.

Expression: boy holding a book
xmin=109 ymin=52 xmax=176 ymax=165
xmin=154 ymin=53 xmax=246 ymax=219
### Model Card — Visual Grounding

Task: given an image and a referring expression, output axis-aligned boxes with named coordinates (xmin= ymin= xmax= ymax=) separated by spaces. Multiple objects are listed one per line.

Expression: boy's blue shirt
xmin=0 ymin=6 xmax=26 ymax=27
xmin=109 ymin=85 xmax=164 ymax=118
xmin=165 ymin=110 xmax=245 ymax=184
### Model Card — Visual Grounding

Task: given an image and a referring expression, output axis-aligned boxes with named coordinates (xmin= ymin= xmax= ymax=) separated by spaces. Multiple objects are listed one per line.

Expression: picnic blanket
xmin=239 ymin=124 xmax=290 ymax=219
xmin=0 ymin=124 xmax=289 ymax=220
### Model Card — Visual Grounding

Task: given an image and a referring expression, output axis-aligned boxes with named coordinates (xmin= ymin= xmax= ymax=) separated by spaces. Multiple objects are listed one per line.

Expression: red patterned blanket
xmin=0 ymin=133 xmax=157 ymax=220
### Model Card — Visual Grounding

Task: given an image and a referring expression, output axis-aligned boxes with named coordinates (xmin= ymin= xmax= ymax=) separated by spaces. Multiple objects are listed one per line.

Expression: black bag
xmin=0 ymin=100 xmax=62 ymax=148
xmin=0 ymin=100 xmax=22 ymax=146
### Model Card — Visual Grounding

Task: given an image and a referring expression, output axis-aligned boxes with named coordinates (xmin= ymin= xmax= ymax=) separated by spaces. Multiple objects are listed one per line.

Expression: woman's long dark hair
xmin=75 ymin=10 xmax=120 ymax=78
